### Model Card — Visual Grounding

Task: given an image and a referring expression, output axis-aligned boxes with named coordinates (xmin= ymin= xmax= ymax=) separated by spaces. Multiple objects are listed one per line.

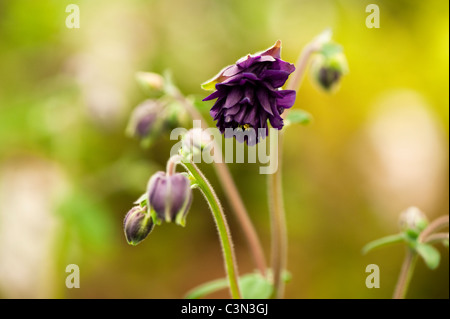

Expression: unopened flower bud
xmin=399 ymin=206 xmax=428 ymax=235
xmin=147 ymin=171 xmax=193 ymax=226
xmin=136 ymin=72 xmax=165 ymax=95
xmin=182 ymin=128 xmax=212 ymax=156
xmin=311 ymin=43 xmax=348 ymax=92
xmin=123 ymin=205 xmax=154 ymax=246
xmin=127 ymin=99 xmax=165 ymax=140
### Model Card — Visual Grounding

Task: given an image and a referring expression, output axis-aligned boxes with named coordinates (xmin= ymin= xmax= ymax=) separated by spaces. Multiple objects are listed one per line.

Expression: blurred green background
xmin=0 ymin=0 xmax=448 ymax=298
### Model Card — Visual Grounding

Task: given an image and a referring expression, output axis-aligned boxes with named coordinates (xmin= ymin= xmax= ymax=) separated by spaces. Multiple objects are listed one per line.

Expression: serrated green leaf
xmin=362 ymin=233 xmax=405 ymax=255
xmin=185 ymin=278 xmax=229 ymax=299
xmin=284 ymin=109 xmax=312 ymax=127
xmin=239 ymin=273 xmax=273 ymax=299
xmin=416 ymin=243 xmax=441 ymax=270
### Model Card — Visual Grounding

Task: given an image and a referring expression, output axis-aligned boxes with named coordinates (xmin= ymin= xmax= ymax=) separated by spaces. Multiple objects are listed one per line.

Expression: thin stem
xmin=182 ymin=160 xmax=242 ymax=299
xmin=174 ymin=90 xmax=267 ymax=276
xmin=268 ymin=132 xmax=287 ymax=299
xmin=418 ymin=215 xmax=449 ymax=243
xmin=393 ymin=248 xmax=418 ymax=299
xmin=166 ymin=154 xmax=182 ymax=176
xmin=392 ymin=215 xmax=449 ymax=299
xmin=284 ymin=42 xmax=321 ymax=95
xmin=268 ymin=37 xmax=321 ymax=299
xmin=424 ymin=232 xmax=449 ymax=244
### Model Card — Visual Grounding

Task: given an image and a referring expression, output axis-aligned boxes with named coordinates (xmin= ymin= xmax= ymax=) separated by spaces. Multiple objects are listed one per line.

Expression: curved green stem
xmin=181 ymin=160 xmax=242 ymax=299
xmin=174 ymin=90 xmax=267 ymax=276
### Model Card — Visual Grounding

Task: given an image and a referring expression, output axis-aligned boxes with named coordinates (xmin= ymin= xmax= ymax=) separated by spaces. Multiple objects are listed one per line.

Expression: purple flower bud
xmin=127 ymin=100 xmax=164 ymax=139
xmin=147 ymin=172 xmax=193 ymax=226
xmin=202 ymin=40 xmax=296 ymax=145
xmin=123 ymin=205 xmax=154 ymax=246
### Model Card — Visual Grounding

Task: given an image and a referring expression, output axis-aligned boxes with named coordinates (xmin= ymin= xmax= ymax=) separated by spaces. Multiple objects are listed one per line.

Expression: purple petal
xmin=256 ymin=89 xmax=274 ymax=116
xmin=243 ymin=105 xmax=258 ymax=126
xmin=221 ymin=72 xmax=260 ymax=86
xmin=259 ymin=55 xmax=276 ymax=63
xmin=168 ymin=174 xmax=191 ymax=220
xmin=224 ymin=104 xmax=241 ymax=116
xmin=260 ymin=40 xmax=282 ymax=59
xmin=148 ymin=172 xmax=167 ymax=219
xmin=236 ymin=55 xmax=261 ymax=69
xmin=276 ymin=90 xmax=296 ymax=109
xmin=234 ymin=105 xmax=248 ymax=123
xmin=224 ymin=88 xmax=243 ymax=108
xmin=261 ymin=70 xmax=290 ymax=88
xmin=242 ymin=86 xmax=254 ymax=104
xmin=272 ymin=59 xmax=296 ymax=74
xmin=268 ymin=115 xmax=284 ymax=129
xmin=203 ymin=90 xmax=222 ymax=101
xmin=222 ymin=64 xmax=241 ymax=77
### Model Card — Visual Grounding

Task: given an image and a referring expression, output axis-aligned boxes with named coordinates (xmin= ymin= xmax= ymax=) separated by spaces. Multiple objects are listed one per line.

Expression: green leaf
xmin=284 ymin=109 xmax=312 ymax=126
xmin=416 ymin=243 xmax=441 ymax=270
xmin=185 ymin=273 xmax=275 ymax=299
xmin=362 ymin=233 xmax=405 ymax=255
xmin=443 ymin=240 xmax=449 ymax=249
xmin=185 ymin=278 xmax=228 ymax=299
xmin=239 ymin=273 xmax=273 ymax=299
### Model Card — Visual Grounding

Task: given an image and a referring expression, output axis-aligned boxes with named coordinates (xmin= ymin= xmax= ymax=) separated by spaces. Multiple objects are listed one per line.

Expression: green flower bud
xmin=135 ymin=72 xmax=165 ymax=96
xmin=126 ymin=99 xmax=165 ymax=140
xmin=181 ymin=128 xmax=212 ymax=156
xmin=311 ymin=43 xmax=348 ymax=92
xmin=123 ymin=205 xmax=154 ymax=246
xmin=399 ymin=206 xmax=428 ymax=237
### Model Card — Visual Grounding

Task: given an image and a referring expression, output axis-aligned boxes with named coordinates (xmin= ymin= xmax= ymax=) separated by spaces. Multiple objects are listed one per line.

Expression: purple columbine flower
xmin=147 ymin=171 xmax=193 ymax=226
xmin=202 ymin=40 xmax=296 ymax=145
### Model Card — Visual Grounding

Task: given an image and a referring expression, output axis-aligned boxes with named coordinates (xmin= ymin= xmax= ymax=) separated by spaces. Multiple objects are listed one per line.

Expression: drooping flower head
xmin=310 ymin=42 xmax=349 ymax=92
xmin=147 ymin=171 xmax=193 ymax=226
xmin=123 ymin=205 xmax=154 ymax=246
xmin=202 ymin=40 xmax=296 ymax=145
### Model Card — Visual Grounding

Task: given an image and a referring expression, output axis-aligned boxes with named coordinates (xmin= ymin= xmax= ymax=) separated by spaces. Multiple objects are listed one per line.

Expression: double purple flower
xmin=203 ymin=40 xmax=296 ymax=145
